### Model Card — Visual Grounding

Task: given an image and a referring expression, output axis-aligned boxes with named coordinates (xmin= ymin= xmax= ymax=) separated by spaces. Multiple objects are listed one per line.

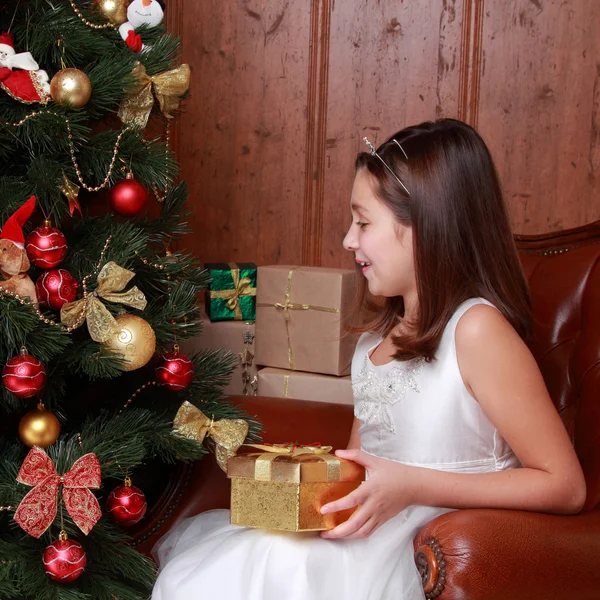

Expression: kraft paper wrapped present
xmin=181 ymin=313 xmax=257 ymax=396
xmin=205 ymin=262 xmax=257 ymax=322
xmin=258 ymin=367 xmax=353 ymax=405
xmin=228 ymin=444 xmax=365 ymax=531
xmin=255 ymin=266 xmax=357 ymax=376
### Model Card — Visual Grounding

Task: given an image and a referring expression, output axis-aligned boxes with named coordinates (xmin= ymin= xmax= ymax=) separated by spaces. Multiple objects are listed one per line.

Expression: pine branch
xmin=60 ymin=339 xmax=126 ymax=380
xmin=0 ymin=297 xmax=71 ymax=361
xmin=185 ymin=348 xmax=240 ymax=404
xmin=139 ymin=182 xmax=193 ymax=242
xmin=0 ymin=2 xmax=254 ymax=598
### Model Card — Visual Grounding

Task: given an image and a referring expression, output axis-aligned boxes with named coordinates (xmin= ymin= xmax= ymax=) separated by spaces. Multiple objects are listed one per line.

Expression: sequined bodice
xmin=353 ymin=355 xmax=424 ymax=437
xmin=352 ymin=298 xmax=520 ymax=473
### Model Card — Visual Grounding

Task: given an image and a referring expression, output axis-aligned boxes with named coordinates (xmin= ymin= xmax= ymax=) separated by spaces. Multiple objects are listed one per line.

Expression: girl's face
xmin=343 ymin=169 xmax=416 ymax=300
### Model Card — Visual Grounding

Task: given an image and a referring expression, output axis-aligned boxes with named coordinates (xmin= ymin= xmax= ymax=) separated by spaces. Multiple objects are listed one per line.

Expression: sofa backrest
xmin=516 ymin=221 xmax=600 ymax=510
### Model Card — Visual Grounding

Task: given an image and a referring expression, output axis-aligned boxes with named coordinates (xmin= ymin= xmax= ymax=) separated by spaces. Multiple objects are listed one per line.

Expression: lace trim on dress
xmin=353 ymin=355 xmax=424 ymax=437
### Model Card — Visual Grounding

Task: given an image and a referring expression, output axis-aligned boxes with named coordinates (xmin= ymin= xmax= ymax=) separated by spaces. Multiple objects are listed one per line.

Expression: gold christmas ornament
xmin=92 ymin=0 xmax=129 ymax=25
xmin=103 ymin=314 xmax=156 ymax=371
xmin=19 ymin=403 xmax=61 ymax=448
xmin=50 ymin=68 xmax=92 ymax=108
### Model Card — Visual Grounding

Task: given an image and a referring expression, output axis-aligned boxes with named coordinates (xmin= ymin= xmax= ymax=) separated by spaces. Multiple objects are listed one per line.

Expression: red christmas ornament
xmin=25 ymin=220 xmax=68 ymax=268
xmin=2 ymin=349 xmax=46 ymax=398
xmin=109 ymin=172 xmax=149 ymax=217
xmin=35 ymin=268 xmax=78 ymax=310
xmin=43 ymin=532 xmax=86 ymax=582
xmin=107 ymin=477 xmax=147 ymax=526
xmin=155 ymin=347 xmax=194 ymax=390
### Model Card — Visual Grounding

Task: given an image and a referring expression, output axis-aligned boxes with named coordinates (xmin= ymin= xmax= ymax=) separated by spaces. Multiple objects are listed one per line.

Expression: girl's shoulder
xmin=445 ymin=297 xmax=502 ymax=350
xmin=454 ymin=298 xmax=510 ymax=346
xmin=450 ymin=297 xmax=498 ymax=326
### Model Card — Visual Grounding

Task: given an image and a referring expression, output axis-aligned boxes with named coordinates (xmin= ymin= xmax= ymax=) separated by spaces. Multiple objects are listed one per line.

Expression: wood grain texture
xmin=172 ymin=0 xmax=600 ymax=267
xmin=174 ymin=1 xmax=312 ymax=264
xmin=477 ymin=0 xmax=600 ymax=234
xmin=302 ymin=0 xmax=332 ymax=266
xmin=321 ymin=0 xmax=464 ymax=267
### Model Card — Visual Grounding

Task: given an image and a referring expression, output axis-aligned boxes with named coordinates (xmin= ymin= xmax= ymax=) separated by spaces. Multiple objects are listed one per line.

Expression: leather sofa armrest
xmin=413 ymin=508 xmax=600 ymax=599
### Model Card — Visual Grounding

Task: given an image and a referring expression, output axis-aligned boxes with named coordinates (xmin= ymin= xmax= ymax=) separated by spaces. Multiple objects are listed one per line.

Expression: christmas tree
xmin=0 ymin=1 xmax=259 ymax=597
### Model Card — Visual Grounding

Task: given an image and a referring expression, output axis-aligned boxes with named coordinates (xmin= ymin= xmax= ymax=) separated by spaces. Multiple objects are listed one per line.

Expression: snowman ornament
xmin=118 ymin=0 xmax=164 ymax=53
xmin=0 ymin=32 xmax=51 ymax=104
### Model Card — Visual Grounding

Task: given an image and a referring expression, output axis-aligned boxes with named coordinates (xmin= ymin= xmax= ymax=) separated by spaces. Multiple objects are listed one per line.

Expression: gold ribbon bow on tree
xmin=118 ymin=62 xmax=191 ymax=129
xmin=60 ymin=261 xmax=147 ymax=342
xmin=210 ymin=262 xmax=257 ymax=320
xmin=173 ymin=401 xmax=249 ymax=472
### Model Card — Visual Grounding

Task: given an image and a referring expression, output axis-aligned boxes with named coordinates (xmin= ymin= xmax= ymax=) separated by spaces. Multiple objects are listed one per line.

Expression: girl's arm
xmin=346 ymin=417 xmax=361 ymax=450
xmin=437 ymin=303 xmax=586 ymax=513
xmin=321 ymin=305 xmax=586 ymax=539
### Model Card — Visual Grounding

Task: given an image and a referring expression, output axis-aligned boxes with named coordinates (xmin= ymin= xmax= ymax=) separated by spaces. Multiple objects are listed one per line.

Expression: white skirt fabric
xmin=152 ymin=505 xmax=452 ymax=600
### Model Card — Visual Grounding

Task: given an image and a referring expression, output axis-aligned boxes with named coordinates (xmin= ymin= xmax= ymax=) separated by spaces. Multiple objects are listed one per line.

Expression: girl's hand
xmin=319 ymin=449 xmax=416 ymax=540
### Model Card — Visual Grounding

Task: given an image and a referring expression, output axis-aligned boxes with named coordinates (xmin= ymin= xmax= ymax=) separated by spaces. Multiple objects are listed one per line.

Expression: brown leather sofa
xmin=132 ymin=220 xmax=600 ymax=599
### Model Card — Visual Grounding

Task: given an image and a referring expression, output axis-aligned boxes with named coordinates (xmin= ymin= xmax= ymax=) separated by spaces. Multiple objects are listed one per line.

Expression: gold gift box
xmin=228 ymin=450 xmax=365 ymax=531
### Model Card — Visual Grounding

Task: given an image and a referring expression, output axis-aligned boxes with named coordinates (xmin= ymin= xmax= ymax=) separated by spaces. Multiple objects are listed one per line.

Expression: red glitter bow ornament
xmin=14 ymin=446 xmax=102 ymax=538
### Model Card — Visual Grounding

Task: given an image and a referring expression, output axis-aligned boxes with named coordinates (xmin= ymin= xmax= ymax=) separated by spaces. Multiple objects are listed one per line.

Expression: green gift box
xmin=205 ymin=262 xmax=257 ymax=322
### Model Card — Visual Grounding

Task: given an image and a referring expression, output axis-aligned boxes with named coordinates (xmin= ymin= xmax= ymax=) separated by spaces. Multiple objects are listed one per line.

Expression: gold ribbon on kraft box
xmin=256 ymin=268 xmax=340 ymax=370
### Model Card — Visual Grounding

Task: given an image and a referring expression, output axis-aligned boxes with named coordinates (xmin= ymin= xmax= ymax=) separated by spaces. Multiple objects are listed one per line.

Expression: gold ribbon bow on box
xmin=242 ymin=442 xmax=341 ymax=482
xmin=118 ymin=62 xmax=191 ymax=129
xmin=209 ymin=262 xmax=257 ymax=321
xmin=60 ymin=261 xmax=147 ymax=342
xmin=173 ymin=401 xmax=249 ymax=472
xmin=257 ymin=268 xmax=340 ymax=369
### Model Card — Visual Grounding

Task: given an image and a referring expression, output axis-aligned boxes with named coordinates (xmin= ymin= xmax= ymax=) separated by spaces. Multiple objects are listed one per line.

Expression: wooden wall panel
xmin=172 ymin=0 xmax=600 ymax=267
xmin=321 ymin=0 xmax=465 ymax=267
xmin=174 ymin=1 xmax=313 ymax=264
xmin=477 ymin=0 xmax=600 ymax=233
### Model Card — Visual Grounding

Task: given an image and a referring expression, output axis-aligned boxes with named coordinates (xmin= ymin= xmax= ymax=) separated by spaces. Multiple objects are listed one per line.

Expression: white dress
xmin=152 ymin=298 xmax=519 ymax=600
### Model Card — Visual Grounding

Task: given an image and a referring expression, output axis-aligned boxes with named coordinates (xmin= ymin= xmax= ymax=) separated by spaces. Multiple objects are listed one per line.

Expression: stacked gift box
xmin=181 ymin=263 xmax=258 ymax=396
xmin=254 ymin=265 xmax=356 ymax=405
xmin=197 ymin=263 xmax=361 ymax=531
xmin=198 ymin=262 xmax=356 ymax=405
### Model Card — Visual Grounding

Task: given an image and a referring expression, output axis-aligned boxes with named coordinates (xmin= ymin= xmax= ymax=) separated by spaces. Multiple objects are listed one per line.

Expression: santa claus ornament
xmin=118 ymin=0 xmax=164 ymax=53
xmin=0 ymin=32 xmax=51 ymax=104
xmin=0 ymin=196 xmax=38 ymax=304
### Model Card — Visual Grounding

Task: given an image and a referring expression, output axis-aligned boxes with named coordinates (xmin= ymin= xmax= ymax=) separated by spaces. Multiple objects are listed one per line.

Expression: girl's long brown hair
xmin=350 ymin=119 xmax=532 ymax=361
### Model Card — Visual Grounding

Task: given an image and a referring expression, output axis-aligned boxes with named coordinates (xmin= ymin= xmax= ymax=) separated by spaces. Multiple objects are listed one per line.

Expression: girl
xmin=152 ymin=119 xmax=586 ymax=600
